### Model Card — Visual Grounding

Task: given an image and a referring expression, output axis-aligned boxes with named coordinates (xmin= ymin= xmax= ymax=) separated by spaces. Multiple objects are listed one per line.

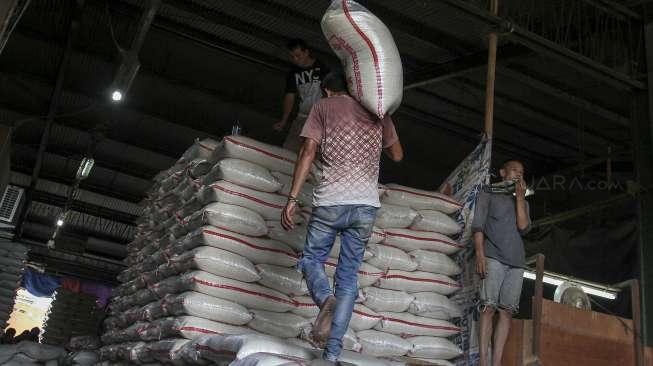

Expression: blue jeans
xmin=297 ymin=205 xmax=378 ymax=362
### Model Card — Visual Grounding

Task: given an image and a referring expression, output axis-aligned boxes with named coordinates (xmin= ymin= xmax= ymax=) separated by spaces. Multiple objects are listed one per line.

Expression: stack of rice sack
xmin=289 ymin=186 xmax=465 ymax=365
xmin=61 ymin=335 xmax=102 ymax=366
xmin=42 ymin=289 xmax=103 ymax=346
xmin=0 ymin=341 xmax=66 ymax=365
xmin=0 ymin=241 xmax=28 ymax=329
xmin=101 ymin=136 xmax=404 ymax=365
xmin=101 ymin=135 xmax=464 ymax=366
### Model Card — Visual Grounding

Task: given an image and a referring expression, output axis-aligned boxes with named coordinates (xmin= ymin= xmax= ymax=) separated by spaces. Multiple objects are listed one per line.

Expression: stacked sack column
xmin=100 ymin=136 xmax=323 ymax=365
xmin=0 ymin=241 xmax=29 ymax=330
xmin=292 ymin=184 xmax=465 ymax=364
xmin=41 ymin=289 xmax=104 ymax=346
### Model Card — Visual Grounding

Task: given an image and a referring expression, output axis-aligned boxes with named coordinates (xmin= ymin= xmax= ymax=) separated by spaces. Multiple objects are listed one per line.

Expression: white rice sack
xmin=271 ymin=172 xmax=314 ymax=207
xmin=377 ymin=270 xmax=461 ymax=295
xmin=180 ymin=138 xmax=222 ymax=163
xmin=411 ymin=360 xmax=454 ymax=366
xmin=185 ymin=271 xmax=296 ymax=312
xmin=283 ymin=338 xmax=318 ymax=352
xmin=328 ymin=236 xmax=372 ymax=261
xmin=236 ymin=335 xmax=315 ymax=362
xmin=324 ymin=258 xmax=383 ymax=287
xmin=199 ymin=181 xmax=287 ymax=220
xmin=383 ymin=229 xmax=464 ymax=255
xmin=186 ymin=227 xmax=298 ymax=267
xmin=248 ymin=310 xmax=311 ymax=338
xmin=341 ymin=327 xmax=362 ymax=352
xmin=407 ymin=336 xmax=463 ymax=360
xmin=221 ymin=136 xmax=298 ymax=175
xmin=382 ymin=184 xmax=463 ymax=213
xmin=321 ymin=0 xmax=402 ymax=118
xmin=185 ymin=203 xmax=268 ymax=237
xmin=176 ymin=196 xmax=204 ymax=219
xmin=374 ymin=312 xmax=461 ymax=337
xmin=194 ymin=334 xmax=314 ymax=364
xmin=366 ymin=244 xmax=417 ymax=271
xmin=369 ymin=227 xmax=385 ymax=244
xmin=70 ymin=351 xmax=99 ymax=366
xmin=374 ymin=204 xmax=418 ymax=229
xmin=338 ymin=350 xmax=398 ymax=366
xmin=173 ymin=246 xmax=261 ymax=283
xmin=410 ymin=210 xmax=461 ymax=235
xmin=169 ymin=316 xmax=255 ymax=339
xmin=7 ymin=353 xmax=38 ymax=364
xmin=350 ymin=304 xmax=382 ymax=331
xmin=256 ymin=264 xmax=308 ymax=296
xmin=187 ymin=158 xmax=213 ymax=179
xmin=202 ymin=158 xmax=282 ymax=193
xmin=230 ymin=353 xmax=305 ymax=366
xmin=361 ymin=287 xmax=414 ymax=313
xmin=409 ymin=250 xmax=462 ymax=276
xmin=266 ymin=221 xmax=307 ymax=252
xmin=17 ymin=341 xmax=67 ymax=361
xmin=183 ymin=335 xmax=234 ymax=364
xmin=356 ymin=330 xmax=411 ymax=357
xmin=0 ymin=344 xmax=19 ymax=364
xmin=408 ymin=292 xmax=463 ymax=320
xmin=149 ymin=339 xmax=190 ymax=366
xmin=166 ymin=291 xmax=252 ymax=325
xmin=290 ymin=296 xmax=319 ymax=318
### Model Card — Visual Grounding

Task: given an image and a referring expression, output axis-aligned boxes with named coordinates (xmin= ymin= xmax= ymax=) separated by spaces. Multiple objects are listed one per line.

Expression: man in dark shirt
xmin=472 ymin=160 xmax=531 ymax=366
xmin=272 ymin=39 xmax=329 ymax=152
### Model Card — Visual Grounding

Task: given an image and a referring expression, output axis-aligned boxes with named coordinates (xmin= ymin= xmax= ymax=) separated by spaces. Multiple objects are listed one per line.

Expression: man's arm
xmin=383 ymin=141 xmax=403 ymax=162
xmin=281 ymin=138 xmax=318 ymax=230
xmin=514 ymin=178 xmax=531 ymax=232
xmin=474 ymin=231 xmax=487 ymax=278
xmin=471 ymin=191 xmax=490 ymax=278
xmin=274 ymin=93 xmax=296 ymax=131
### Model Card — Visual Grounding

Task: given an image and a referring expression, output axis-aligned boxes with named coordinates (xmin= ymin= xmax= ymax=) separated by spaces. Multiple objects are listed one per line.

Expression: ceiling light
xmin=111 ymin=90 xmax=123 ymax=102
xmin=56 ymin=219 xmax=64 ymax=227
xmin=76 ymin=157 xmax=95 ymax=180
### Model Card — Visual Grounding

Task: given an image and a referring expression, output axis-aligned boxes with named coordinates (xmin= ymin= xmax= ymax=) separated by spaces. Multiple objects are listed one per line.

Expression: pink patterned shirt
xmin=300 ymin=95 xmax=398 ymax=207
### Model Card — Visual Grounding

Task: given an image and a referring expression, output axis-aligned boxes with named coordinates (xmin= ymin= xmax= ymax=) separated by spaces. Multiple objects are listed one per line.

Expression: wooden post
xmin=483 ymin=0 xmax=499 ymax=138
xmin=631 ymin=279 xmax=644 ymax=366
xmin=528 ymin=253 xmax=545 ymax=365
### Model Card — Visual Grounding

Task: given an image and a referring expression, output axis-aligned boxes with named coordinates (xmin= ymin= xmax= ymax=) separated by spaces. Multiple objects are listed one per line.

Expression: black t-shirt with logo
xmin=285 ymin=59 xmax=330 ymax=116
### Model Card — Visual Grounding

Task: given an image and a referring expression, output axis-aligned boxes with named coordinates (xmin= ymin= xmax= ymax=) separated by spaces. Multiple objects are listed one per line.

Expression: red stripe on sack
xmin=385 ymin=232 xmax=464 ymax=248
xmin=176 ymin=326 xmax=218 ymax=334
xmin=381 ymin=274 xmax=462 ymax=288
xmin=224 ymin=136 xmax=295 ymax=164
xmin=203 ymin=229 xmax=297 ymax=258
xmin=195 ymin=344 xmax=237 ymax=356
xmin=382 ymin=316 xmax=461 ymax=332
xmin=323 ymin=261 xmax=384 ymax=276
xmin=386 ymin=187 xmax=463 ymax=207
xmin=295 ymin=302 xmax=317 ymax=308
xmin=353 ymin=309 xmax=382 ymax=319
xmin=341 ymin=0 xmax=383 ymax=117
xmin=197 ymin=142 xmax=214 ymax=151
xmin=192 ymin=277 xmax=295 ymax=305
xmin=210 ymin=183 xmax=284 ymax=209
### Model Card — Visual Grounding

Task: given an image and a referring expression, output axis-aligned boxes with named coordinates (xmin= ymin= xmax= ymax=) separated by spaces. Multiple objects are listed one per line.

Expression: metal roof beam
xmin=438 ymin=0 xmax=645 ymax=90
xmin=405 ymin=44 xmax=530 ymax=90
xmin=409 ymin=88 xmax=600 ymax=157
xmin=456 ymin=77 xmax=629 ymax=149
xmin=496 ymin=66 xmax=630 ymax=127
